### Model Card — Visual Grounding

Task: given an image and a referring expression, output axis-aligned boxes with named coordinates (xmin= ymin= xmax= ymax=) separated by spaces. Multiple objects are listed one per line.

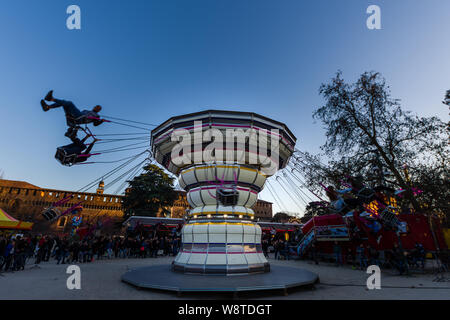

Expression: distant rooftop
xmin=0 ymin=179 xmax=118 ymax=197
xmin=0 ymin=179 xmax=40 ymax=189
xmin=256 ymin=199 xmax=273 ymax=204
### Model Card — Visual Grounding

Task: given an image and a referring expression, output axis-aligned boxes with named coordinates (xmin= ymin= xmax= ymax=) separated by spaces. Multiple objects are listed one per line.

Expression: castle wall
xmin=0 ymin=179 xmax=272 ymax=233
xmin=0 ymin=180 xmax=123 ymax=233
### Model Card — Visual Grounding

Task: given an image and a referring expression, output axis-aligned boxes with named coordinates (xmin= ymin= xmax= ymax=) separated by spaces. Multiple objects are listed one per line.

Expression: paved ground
xmin=1 ymin=256 xmax=449 ymax=300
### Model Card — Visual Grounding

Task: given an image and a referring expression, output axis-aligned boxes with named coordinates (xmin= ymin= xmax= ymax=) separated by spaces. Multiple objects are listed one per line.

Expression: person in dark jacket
xmin=56 ymin=239 xmax=68 ymax=264
xmin=35 ymin=236 xmax=47 ymax=264
xmin=40 ymin=90 xmax=105 ymax=139
xmin=410 ymin=242 xmax=426 ymax=269
xmin=71 ymin=241 xmax=80 ymax=263
xmin=281 ymin=240 xmax=290 ymax=260
xmin=0 ymin=235 xmax=6 ymax=263
xmin=368 ymin=245 xmax=381 ymax=266
xmin=310 ymin=242 xmax=319 ymax=265
xmin=333 ymin=241 xmax=343 ymax=266
xmin=80 ymin=241 xmax=88 ymax=263
xmin=13 ymin=236 xmax=26 ymax=270
xmin=356 ymin=244 xmax=368 ymax=270
xmin=151 ymin=237 xmax=159 ymax=258
xmin=1 ymin=238 xmax=14 ymax=272
xmin=392 ymin=243 xmax=407 ymax=275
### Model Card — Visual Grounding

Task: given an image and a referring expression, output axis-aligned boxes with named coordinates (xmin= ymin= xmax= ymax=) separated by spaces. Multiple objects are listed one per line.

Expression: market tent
xmin=0 ymin=208 xmax=33 ymax=230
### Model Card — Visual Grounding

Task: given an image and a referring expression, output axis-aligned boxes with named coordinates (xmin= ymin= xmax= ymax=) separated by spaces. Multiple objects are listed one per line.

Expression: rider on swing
xmin=56 ymin=133 xmax=98 ymax=165
xmin=40 ymin=90 xmax=106 ymax=139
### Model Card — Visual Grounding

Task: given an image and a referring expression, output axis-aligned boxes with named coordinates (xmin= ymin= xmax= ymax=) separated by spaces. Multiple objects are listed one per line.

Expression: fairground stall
xmin=0 ymin=207 xmax=34 ymax=236
xmin=297 ymin=212 xmax=447 ymax=261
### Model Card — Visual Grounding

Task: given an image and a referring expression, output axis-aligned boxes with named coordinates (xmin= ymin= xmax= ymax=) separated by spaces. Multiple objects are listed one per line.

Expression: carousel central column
xmin=151 ymin=110 xmax=296 ymax=275
xmin=173 ymin=162 xmax=269 ymax=274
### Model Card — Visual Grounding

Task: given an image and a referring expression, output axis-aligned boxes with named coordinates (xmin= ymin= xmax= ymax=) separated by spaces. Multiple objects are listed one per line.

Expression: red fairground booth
xmin=298 ymin=212 xmax=447 ymax=258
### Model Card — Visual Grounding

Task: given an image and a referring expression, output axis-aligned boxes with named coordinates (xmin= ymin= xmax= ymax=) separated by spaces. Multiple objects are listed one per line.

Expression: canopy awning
xmin=0 ymin=208 xmax=33 ymax=230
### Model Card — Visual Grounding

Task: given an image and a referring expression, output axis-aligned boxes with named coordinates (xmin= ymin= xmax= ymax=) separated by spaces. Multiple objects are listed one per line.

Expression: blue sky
xmin=0 ymin=0 xmax=449 ymax=214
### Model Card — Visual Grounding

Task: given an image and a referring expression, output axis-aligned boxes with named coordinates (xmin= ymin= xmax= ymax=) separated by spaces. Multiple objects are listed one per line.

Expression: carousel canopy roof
xmin=151 ymin=110 xmax=297 ymax=174
xmin=151 ymin=109 xmax=297 ymax=143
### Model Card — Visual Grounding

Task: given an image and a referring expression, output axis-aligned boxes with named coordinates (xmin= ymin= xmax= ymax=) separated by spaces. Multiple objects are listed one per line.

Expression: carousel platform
xmin=121 ymin=264 xmax=319 ymax=296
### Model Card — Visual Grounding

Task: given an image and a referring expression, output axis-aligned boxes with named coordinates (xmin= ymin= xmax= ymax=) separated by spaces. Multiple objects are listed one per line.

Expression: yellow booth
xmin=0 ymin=208 xmax=33 ymax=230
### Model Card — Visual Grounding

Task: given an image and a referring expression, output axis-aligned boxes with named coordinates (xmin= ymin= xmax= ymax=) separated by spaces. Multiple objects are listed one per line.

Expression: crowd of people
xmin=308 ymin=240 xmax=427 ymax=275
xmin=0 ymin=231 xmax=182 ymax=272
xmin=261 ymin=237 xmax=295 ymax=261
xmin=259 ymin=231 xmax=427 ymax=276
xmin=0 ymin=225 xmax=431 ymax=276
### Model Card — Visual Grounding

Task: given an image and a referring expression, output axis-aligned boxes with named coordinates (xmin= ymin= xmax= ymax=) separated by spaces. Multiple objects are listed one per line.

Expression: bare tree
xmin=300 ymin=71 xmax=448 ymax=212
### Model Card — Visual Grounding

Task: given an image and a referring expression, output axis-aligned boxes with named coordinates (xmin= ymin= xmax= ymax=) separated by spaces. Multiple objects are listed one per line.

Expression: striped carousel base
xmin=173 ymin=217 xmax=269 ymax=275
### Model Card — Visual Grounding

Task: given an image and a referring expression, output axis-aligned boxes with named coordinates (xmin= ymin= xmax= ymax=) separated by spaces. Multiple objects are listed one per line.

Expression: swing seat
xmin=55 ymin=147 xmax=78 ymax=166
xmin=379 ymin=208 xmax=400 ymax=229
xmin=42 ymin=207 xmax=61 ymax=221
xmin=330 ymin=201 xmax=351 ymax=216
xmin=217 ymin=188 xmax=239 ymax=206
xmin=66 ymin=115 xmax=88 ymax=127
xmin=357 ymin=187 xmax=375 ymax=201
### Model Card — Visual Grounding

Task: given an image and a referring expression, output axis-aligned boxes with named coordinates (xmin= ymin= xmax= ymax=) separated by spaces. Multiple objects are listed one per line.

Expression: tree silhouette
xmin=122 ymin=164 xmax=178 ymax=220
xmin=299 ymin=71 xmax=447 ymax=213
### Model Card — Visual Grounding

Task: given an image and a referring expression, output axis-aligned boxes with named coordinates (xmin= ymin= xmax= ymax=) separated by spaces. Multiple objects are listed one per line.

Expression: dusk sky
xmin=0 ymin=0 xmax=449 ymax=214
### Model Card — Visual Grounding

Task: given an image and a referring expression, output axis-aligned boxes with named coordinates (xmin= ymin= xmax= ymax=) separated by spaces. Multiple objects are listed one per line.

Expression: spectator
xmin=56 ymin=238 xmax=68 ymax=264
xmin=113 ymin=237 xmax=120 ymax=258
xmin=410 ymin=242 xmax=425 ymax=269
xmin=333 ymin=241 xmax=343 ymax=266
xmin=1 ymin=238 xmax=14 ymax=272
xmin=274 ymin=239 xmax=283 ymax=260
xmin=172 ymin=237 xmax=180 ymax=256
xmin=0 ymin=235 xmax=6 ymax=268
xmin=368 ymin=245 xmax=381 ymax=266
xmin=151 ymin=237 xmax=160 ymax=258
xmin=346 ymin=247 xmax=356 ymax=270
xmin=139 ymin=240 xmax=146 ymax=258
xmin=262 ymin=238 xmax=269 ymax=257
xmin=71 ymin=241 xmax=80 ymax=263
xmin=280 ymin=240 xmax=290 ymax=260
xmin=35 ymin=236 xmax=46 ymax=264
xmin=13 ymin=236 xmax=26 ymax=271
xmin=310 ymin=242 xmax=319 ymax=265
xmin=392 ymin=243 xmax=407 ymax=275
xmin=356 ymin=244 xmax=368 ymax=270
xmin=106 ymin=238 xmax=113 ymax=259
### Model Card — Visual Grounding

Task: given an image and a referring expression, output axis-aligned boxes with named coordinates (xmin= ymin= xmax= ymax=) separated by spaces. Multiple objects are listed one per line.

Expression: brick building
xmin=0 ymin=179 xmax=273 ymax=233
xmin=252 ymin=199 xmax=273 ymax=221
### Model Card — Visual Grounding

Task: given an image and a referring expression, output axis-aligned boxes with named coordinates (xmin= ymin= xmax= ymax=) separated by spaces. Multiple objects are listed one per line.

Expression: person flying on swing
xmin=40 ymin=90 xmax=106 ymax=139
xmin=56 ymin=133 xmax=98 ymax=165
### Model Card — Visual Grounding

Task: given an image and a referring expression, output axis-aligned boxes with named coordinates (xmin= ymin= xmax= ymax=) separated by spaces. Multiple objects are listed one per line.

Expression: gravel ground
xmin=1 ymin=256 xmax=449 ymax=300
